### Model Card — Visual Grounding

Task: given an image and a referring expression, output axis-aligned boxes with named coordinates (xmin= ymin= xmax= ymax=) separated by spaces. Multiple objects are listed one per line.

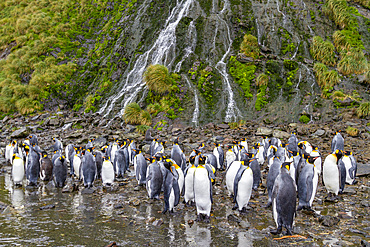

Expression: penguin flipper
xmin=209 ymin=178 xmax=213 ymax=204
xmin=339 ymin=160 xmax=346 ymax=192
xmin=173 ymin=178 xmax=180 ymax=206
xmin=233 ymin=165 xmax=246 ymax=203
xmin=305 ymin=172 xmax=314 ymax=203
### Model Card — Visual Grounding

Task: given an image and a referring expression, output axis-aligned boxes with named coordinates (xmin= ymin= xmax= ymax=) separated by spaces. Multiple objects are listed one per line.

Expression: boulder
xmin=10 ymin=127 xmax=29 ymax=138
xmin=272 ymin=130 xmax=290 ymax=139
xmin=256 ymin=127 xmax=273 ymax=136
xmin=217 ymin=124 xmax=230 ymax=129
xmin=357 ymin=163 xmax=370 ymax=176
xmin=313 ymin=129 xmax=326 ymax=137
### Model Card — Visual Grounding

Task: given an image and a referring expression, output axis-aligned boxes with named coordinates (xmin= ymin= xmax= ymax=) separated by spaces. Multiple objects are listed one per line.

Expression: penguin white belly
xmin=133 ymin=156 xmax=138 ymax=182
xmin=146 ymin=180 xmax=152 ymax=198
xmin=236 ymin=168 xmax=253 ymax=211
xmin=73 ymin=156 xmax=81 ymax=178
xmin=257 ymin=146 xmax=265 ymax=165
xmin=314 ymin=157 xmax=322 ymax=175
xmin=323 ymin=160 xmax=339 ymax=195
xmin=111 ymin=145 xmax=118 ymax=163
xmin=169 ymin=188 xmax=175 ymax=211
xmin=65 ymin=146 xmax=70 ymax=164
xmin=272 ymin=198 xmax=278 ymax=227
xmin=309 ymin=169 xmax=318 ymax=207
xmin=226 ymin=152 xmax=236 ymax=169
xmin=194 ymin=167 xmax=211 ymax=216
xmin=184 ymin=167 xmax=195 ymax=203
xmin=5 ymin=145 xmax=11 ymax=163
xmin=342 ymin=156 xmax=354 ymax=184
xmin=12 ymin=158 xmax=25 ymax=185
xmin=289 ymin=164 xmax=296 ymax=184
xmin=213 ymin=149 xmax=220 ymax=169
xmin=226 ymin=161 xmax=241 ymax=196
xmin=102 ymin=161 xmax=114 ymax=185
xmin=177 ymin=167 xmax=184 ymax=194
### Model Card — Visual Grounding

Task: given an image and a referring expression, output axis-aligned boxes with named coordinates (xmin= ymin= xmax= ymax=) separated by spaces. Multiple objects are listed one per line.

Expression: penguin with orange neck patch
xmin=162 ymin=159 xmax=180 ymax=214
xmin=53 ymin=155 xmax=67 ymax=188
xmin=40 ymin=151 xmax=53 ymax=182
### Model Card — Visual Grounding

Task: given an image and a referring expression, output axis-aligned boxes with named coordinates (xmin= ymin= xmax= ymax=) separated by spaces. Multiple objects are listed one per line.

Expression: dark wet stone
xmin=318 ymin=215 xmax=340 ymax=227
xmin=357 ymin=163 xmax=370 ymax=176
xmin=361 ymin=201 xmax=369 ymax=207
xmin=227 ymin=214 xmax=241 ymax=223
xmin=313 ymin=129 xmax=325 ymax=137
xmin=343 ymin=187 xmax=356 ymax=195
xmin=152 ymin=219 xmax=163 ymax=226
xmin=361 ymin=240 xmax=370 ymax=247
xmin=217 ymin=124 xmax=230 ymax=130
xmin=40 ymin=204 xmax=55 ymax=210
xmin=114 ymin=203 xmax=124 ymax=209
xmin=81 ymin=187 xmax=95 ymax=194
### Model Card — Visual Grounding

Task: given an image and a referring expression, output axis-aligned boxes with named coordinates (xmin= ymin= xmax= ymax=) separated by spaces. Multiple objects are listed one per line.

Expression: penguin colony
xmin=4 ymin=131 xmax=357 ymax=235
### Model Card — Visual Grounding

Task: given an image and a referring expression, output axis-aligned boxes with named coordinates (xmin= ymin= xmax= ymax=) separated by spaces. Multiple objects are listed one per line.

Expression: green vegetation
xmin=143 ymin=64 xmax=172 ymax=94
xmin=299 ymin=115 xmax=310 ymax=124
xmin=136 ymin=125 xmax=150 ymax=135
xmin=256 ymin=73 xmax=269 ymax=87
xmin=310 ymin=36 xmax=337 ymax=66
xmin=240 ymin=34 xmax=260 ymax=59
xmin=255 ymin=84 xmax=268 ymax=111
xmin=346 ymin=126 xmax=359 ymax=136
xmin=229 ymin=56 xmax=256 ymax=98
xmin=313 ymin=63 xmax=340 ymax=90
xmin=357 ymin=102 xmax=370 ymax=118
xmin=228 ymin=119 xmax=246 ymax=129
xmin=124 ymin=103 xmax=142 ymax=124
xmin=278 ymin=28 xmax=295 ymax=55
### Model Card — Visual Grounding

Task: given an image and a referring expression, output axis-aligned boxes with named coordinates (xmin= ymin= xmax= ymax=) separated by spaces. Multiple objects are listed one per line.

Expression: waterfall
xmin=211 ymin=0 xmax=242 ymax=122
xmin=98 ymin=0 xmax=194 ymax=119
xmin=184 ymin=75 xmax=199 ymax=126
xmin=174 ymin=21 xmax=197 ymax=73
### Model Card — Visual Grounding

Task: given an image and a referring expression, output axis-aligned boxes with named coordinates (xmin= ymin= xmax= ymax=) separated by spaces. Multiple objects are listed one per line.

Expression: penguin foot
xmin=232 ymin=205 xmax=238 ymax=210
xmin=196 ymin=215 xmax=202 ymax=222
xmin=162 ymin=209 xmax=168 ymax=214
xmin=285 ymin=228 xmax=293 ymax=236
xmin=270 ymin=227 xmax=282 ymax=235
xmin=204 ymin=215 xmax=210 ymax=223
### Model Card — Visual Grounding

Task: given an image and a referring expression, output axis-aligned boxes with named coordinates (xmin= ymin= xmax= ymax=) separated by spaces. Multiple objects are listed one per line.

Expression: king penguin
xmin=240 ymin=138 xmax=248 ymax=152
xmin=81 ymin=148 xmax=97 ymax=188
xmin=52 ymin=137 xmax=63 ymax=153
xmin=297 ymin=156 xmax=319 ymax=210
xmin=26 ymin=145 xmax=40 ymax=186
xmin=341 ymin=151 xmax=357 ymax=185
xmin=249 ymin=156 xmax=261 ymax=191
xmin=331 ymin=131 xmax=344 ymax=153
xmin=323 ymin=150 xmax=343 ymax=197
xmin=266 ymin=155 xmax=284 ymax=207
xmin=40 ymin=151 xmax=53 ymax=182
xmin=184 ymin=155 xmax=198 ymax=205
xmin=194 ymin=155 xmax=215 ymax=222
xmin=94 ymin=149 xmax=104 ymax=180
xmin=225 ymin=145 xmax=236 ymax=169
xmin=162 ymin=159 xmax=180 ymax=214
xmin=5 ymin=140 xmax=12 ymax=165
xmin=132 ymin=149 xmax=147 ymax=186
xmin=73 ymin=148 xmax=82 ymax=180
xmin=145 ymin=157 xmax=163 ymax=199
xmin=213 ymin=143 xmax=224 ymax=170
xmin=53 ymin=156 xmax=67 ymax=188
xmin=12 ymin=153 xmax=25 ymax=186
xmin=28 ymin=134 xmax=38 ymax=146
xmin=101 ymin=156 xmax=115 ymax=186
xmin=171 ymin=137 xmax=187 ymax=172
xmin=232 ymin=160 xmax=253 ymax=212
xmin=226 ymin=160 xmax=246 ymax=197
xmin=270 ymin=162 xmax=296 ymax=235
xmin=65 ymin=144 xmax=75 ymax=175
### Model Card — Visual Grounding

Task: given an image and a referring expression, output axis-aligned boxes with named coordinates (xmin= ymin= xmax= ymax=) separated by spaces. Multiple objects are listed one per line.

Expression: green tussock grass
xmin=143 ymin=64 xmax=172 ymax=94
xmin=357 ymin=102 xmax=370 ymax=118
xmin=124 ymin=102 xmax=142 ymax=124
xmin=323 ymin=0 xmax=356 ymax=29
xmin=240 ymin=34 xmax=260 ymax=59
xmin=256 ymin=73 xmax=269 ymax=87
xmin=313 ymin=63 xmax=340 ymax=90
xmin=136 ymin=125 xmax=150 ymax=135
xmin=310 ymin=36 xmax=337 ymax=66
xmin=346 ymin=126 xmax=359 ymax=136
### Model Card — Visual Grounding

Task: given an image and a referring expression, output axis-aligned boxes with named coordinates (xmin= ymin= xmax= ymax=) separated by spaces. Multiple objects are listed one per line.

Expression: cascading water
xmin=98 ymin=0 xmax=194 ymax=119
xmin=211 ymin=0 xmax=242 ymax=122
xmin=174 ymin=21 xmax=197 ymax=73
xmin=184 ymin=75 xmax=199 ymax=126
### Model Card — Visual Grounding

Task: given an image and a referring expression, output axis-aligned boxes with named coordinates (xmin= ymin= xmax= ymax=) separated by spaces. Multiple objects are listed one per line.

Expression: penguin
xmin=12 ymin=153 xmax=25 ymax=186
xmin=52 ymin=150 xmax=62 ymax=166
xmin=171 ymin=137 xmax=187 ymax=172
xmin=262 ymin=136 xmax=270 ymax=160
xmin=323 ymin=150 xmax=343 ymax=196
xmin=53 ymin=156 xmax=67 ymax=188
xmin=287 ymin=132 xmax=298 ymax=153
xmin=309 ymin=147 xmax=322 ymax=175
xmin=52 ymin=137 xmax=63 ymax=153
xmin=101 ymin=156 xmax=115 ymax=186
xmin=132 ymin=149 xmax=147 ymax=185
xmin=270 ymin=137 xmax=281 ymax=148
xmin=85 ymin=138 xmax=95 ymax=150
xmin=266 ymin=145 xmax=278 ymax=168
xmin=331 ymin=131 xmax=344 ymax=153
xmin=197 ymin=143 xmax=206 ymax=152
xmin=127 ymin=139 xmax=136 ymax=165
xmin=26 ymin=145 xmax=40 ymax=186
xmin=40 ymin=151 xmax=53 ymax=182
xmin=249 ymin=157 xmax=261 ymax=191
xmin=232 ymin=141 xmax=240 ymax=157
xmin=240 ymin=138 xmax=248 ymax=152
xmin=81 ymin=148 xmax=97 ymax=188
xmin=162 ymin=159 xmax=180 ymax=214
xmin=341 ymin=151 xmax=357 ymax=185
xmin=270 ymin=162 xmax=296 ymax=235
xmin=150 ymin=138 xmax=158 ymax=157
xmin=153 ymin=141 xmax=165 ymax=156
xmin=338 ymin=156 xmax=346 ymax=194
xmin=226 ymin=161 xmax=245 ymax=197
xmin=5 ymin=140 xmax=12 ymax=165
xmin=298 ymin=141 xmax=313 ymax=155
xmin=233 ymin=161 xmax=253 ymax=212
xmin=184 ymin=155 xmax=197 ymax=205
xmin=297 ymin=156 xmax=319 ymax=210
xmin=266 ymin=156 xmax=284 ymax=207
xmin=94 ymin=150 xmax=104 ymax=179
xmin=237 ymin=144 xmax=247 ymax=162
xmin=65 ymin=144 xmax=75 ymax=175
xmin=194 ymin=155 xmax=215 ymax=222
xmin=213 ymin=143 xmax=224 ymax=170
xmin=73 ymin=149 xmax=82 ymax=180
xmin=255 ymin=142 xmax=265 ymax=166
xmin=145 ymin=157 xmax=163 ymax=199
xmin=9 ymin=140 xmax=22 ymax=165
xmin=28 ymin=134 xmax=38 ymax=146
xmin=113 ymin=141 xmax=128 ymax=178
xmin=205 ymin=154 xmax=217 ymax=174
xmin=169 ymin=158 xmax=184 ymax=194
xmin=225 ymin=145 xmax=236 ymax=169
xmin=110 ymin=140 xmax=119 ymax=164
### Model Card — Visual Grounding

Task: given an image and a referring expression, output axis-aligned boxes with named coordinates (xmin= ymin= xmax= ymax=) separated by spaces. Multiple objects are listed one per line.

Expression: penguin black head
xmin=281 ymin=162 xmax=292 ymax=171
xmin=12 ymin=140 xmax=17 ymax=146
xmin=282 ymin=143 xmax=288 ymax=148
xmin=59 ymin=156 xmax=65 ymax=163
xmin=189 ymin=155 xmax=196 ymax=164
xmin=154 ymin=154 xmax=163 ymax=161
xmin=297 ymin=141 xmax=304 ymax=149
xmin=174 ymin=137 xmax=180 ymax=144
xmin=334 ymin=149 xmax=343 ymax=160
xmin=238 ymin=144 xmax=244 ymax=150
xmin=232 ymin=140 xmax=238 ymax=145
xmin=41 ymin=151 xmax=48 ymax=158
xmin=343 ymin=150 xmax=352 ymax=156
xmin=307 ymin=156 xmax=318 ymax=164
xmin=194 ymin=149 xmax=201 ymax=156
xmin=303 ymin=153 xmax=310 ymax=159
xmin=103 ymin=156 xmax=110 ymax=161
xmin=241 ymin=137 xmax=247 ymax=141
xmin=198 ymin=155 xmax=206 ymax=165
xmin=52 ymin=137 xmax=55 ymax=142
xmin=227 ymin=145 xmax=232 ymax=151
